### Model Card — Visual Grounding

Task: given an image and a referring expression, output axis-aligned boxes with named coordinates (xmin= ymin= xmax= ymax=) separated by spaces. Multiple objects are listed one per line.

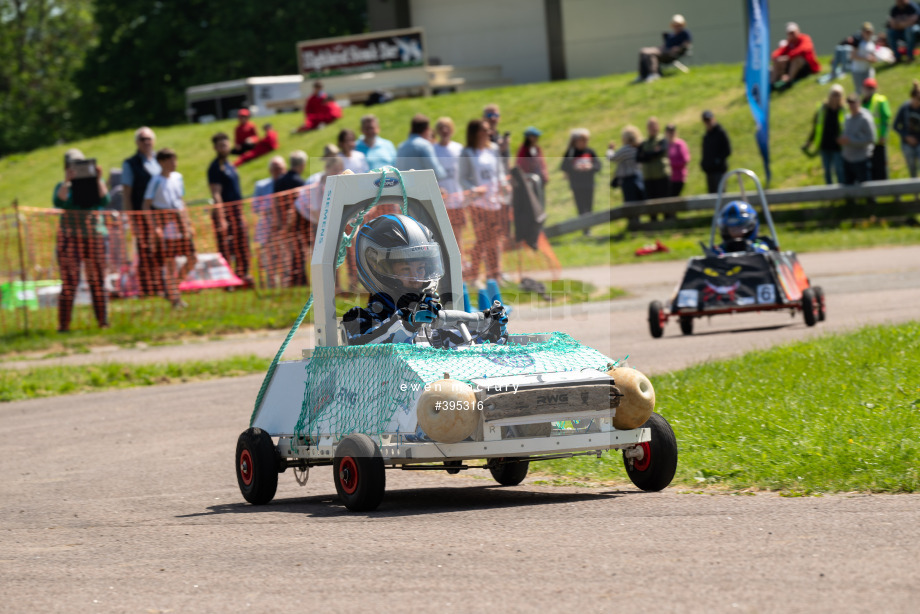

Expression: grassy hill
xmin=1 ymin=59 xmax=918 ymax=226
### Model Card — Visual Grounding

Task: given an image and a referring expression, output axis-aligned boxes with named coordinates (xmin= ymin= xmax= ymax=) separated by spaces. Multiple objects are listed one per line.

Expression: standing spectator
xmin=770 ymin=22 xmax=821 ymax=90
xmin=607 ymin=126 xmax=645 ymax=202
xmin=665 ymin=124 xmax=690 ymax=196
xmin=862 ymin=78 xmax=892 ymax=180
xmin=121 ymin=126 xmax=160 ymax=296
xmin=395 ymin=114 xmax=446 ymax=180
xmin=143 ymin=148 xmax=197 ymax=309
xmin=54 ymin=149 xmax=109 ymax=332
xmin=433 ymin=117 xmax=467 ymax=255
xmin=356 ymin=114 xmax=397 ymax=169
xmin=460 ymin=119 xmax=508 ymax=282
xmin=893 ymin=80 xmax=920 ymax=177
xmin=294 ymin=81 xmax=343 ymax=133
xmin=515 ymin=127 xmax=549 ymax=192
xmin=803 ymin=86 xmax=846 ymax=185
xmin=252 ymin=155 xmax=287 ymax=288
xmin=636 ymin=118 xmax=670 ymax=203
xmin=483 ymin=103 xmax=511 ymax=163
xmin=207 ymin=132 xmax=253 ymax=287
xmin=887 ymin=0 xmax=920 ymax=63
xmin=839 ymin=94 xmax=877 ymax=184
xmin=274 ymin=151 xmax=309 ymax=287
xmin=635 ymin=14 xmax=692 ymax=83
xmin=701 ymin=110 xmax=732 ymax=193
xmin=560 ymin=128 xmax=602 ymax=234
xmin=231 ymin=109 xmax=258 ymax=155
xmin=338 ymin=129 xmax=370 ymax=174
xmin=850 ymin=23 xmax=877 ymax=95
xmin=234 ymin=123 xmax=280 ymax=167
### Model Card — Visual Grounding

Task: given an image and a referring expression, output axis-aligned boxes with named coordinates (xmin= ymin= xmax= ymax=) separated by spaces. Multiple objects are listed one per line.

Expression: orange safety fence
xmin=0 ymin=178 xmax=559 ymax=336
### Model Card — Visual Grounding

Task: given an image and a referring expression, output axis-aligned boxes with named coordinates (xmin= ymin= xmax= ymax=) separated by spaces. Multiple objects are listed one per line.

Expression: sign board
xmin=296 ymin=28 xmax=426 ymax=78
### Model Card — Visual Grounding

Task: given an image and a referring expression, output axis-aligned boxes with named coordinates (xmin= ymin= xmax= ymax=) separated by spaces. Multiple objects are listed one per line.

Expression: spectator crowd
xmin=48 ymin=2 xmax=920 ymax=332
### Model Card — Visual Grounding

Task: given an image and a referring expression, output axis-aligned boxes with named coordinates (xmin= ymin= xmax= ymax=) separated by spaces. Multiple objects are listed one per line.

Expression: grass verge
xmin=542 ymin=321 xmax=920 ymax=493
xmin=0 ymin=354 xmax=269 ymax=402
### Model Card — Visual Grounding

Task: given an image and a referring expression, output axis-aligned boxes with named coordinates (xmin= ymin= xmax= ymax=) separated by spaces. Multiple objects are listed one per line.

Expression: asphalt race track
xmin=2 ymin=245 xmax=919 ymax=612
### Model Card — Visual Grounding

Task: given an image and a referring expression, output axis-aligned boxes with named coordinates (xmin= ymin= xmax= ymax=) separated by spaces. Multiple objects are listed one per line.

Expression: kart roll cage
xmin=709 ymin=169 xmax=781 ymax=250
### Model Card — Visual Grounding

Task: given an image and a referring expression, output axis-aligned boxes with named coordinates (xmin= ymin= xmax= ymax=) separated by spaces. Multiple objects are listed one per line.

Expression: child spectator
xmin=607 ymin=126 xmax=645 ymax=203
xmin=143 ymin=148 xmax=197 ymax=308
xmin=893 ymin=80 xmax=920 ymax=177
xmin=665 ymin=123 xmax=690 ymax=196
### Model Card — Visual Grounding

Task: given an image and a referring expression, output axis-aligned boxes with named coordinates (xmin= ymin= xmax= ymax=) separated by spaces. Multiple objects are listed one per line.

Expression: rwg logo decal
xmin=374 ymin=177 xmax=400 ymax=188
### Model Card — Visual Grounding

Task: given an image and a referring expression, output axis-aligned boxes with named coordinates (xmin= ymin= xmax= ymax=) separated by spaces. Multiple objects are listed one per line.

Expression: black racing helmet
xmin=355 ymin=214 xmax=444 ymax=303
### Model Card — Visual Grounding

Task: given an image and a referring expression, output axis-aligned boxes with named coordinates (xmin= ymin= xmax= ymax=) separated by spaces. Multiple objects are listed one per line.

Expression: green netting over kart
xmin=291 ymin=332 xmax=614 ymax=444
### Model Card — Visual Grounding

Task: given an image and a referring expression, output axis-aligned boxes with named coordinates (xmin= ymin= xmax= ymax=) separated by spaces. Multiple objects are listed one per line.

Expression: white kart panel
xmin=252 ymin=360 xmax=310 ymax=435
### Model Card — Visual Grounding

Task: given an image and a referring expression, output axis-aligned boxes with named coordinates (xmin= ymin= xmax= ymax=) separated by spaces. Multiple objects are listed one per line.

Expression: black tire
xmin=333 ymin=434 xmax=386 ymax=512
xmin=802 ymin=288 xmax=818 ymax=327
xmin=814 ymin=286 xmax=826 ymax=322
xmin=488 ymin=459 xmax=530 ymax=486
xmin=622 ymin=412 xmax=678 ymax=492
xmin=444 ymin=460 xmax=462 ymax=474
xmin=236 ymin=427 xmax=279 ymax=505
xmin=679 ymin=316 xmax=694 ymax=336
xmin=648 ymin=300 xmax=665 ymax=339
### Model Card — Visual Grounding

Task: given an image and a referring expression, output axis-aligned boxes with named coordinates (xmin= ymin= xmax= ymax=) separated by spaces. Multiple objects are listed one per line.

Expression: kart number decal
xmin=757 ymin=284 xmax=776 ymax=304
xmin=676 ymin=289 xmax=699 ymax=308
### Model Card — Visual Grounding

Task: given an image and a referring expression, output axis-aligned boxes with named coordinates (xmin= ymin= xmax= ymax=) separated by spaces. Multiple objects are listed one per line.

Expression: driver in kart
xmin=343 ymin=213 xmax=508 ymax=347
xmin=716 ymin=200 xmax=777 ymax=254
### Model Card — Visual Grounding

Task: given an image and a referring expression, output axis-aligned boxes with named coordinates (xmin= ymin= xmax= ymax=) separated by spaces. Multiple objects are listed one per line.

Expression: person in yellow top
xmin=802 ymin=85 xmax=846 ymax=184
xmin=861 ymin=77 xmax=892 ymax=180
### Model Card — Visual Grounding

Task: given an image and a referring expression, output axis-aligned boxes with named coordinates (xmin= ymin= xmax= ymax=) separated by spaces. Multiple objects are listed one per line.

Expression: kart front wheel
xmin=488 ymin=459 xmax=530 ymax=486
xmin=679 ymin=316 xmax=694 ymax=336
xmin=648 ymin=301 xmax=665 ymax=338
xmin=622 ymin=412 xmax=678 ymax=492
xmin=333 ymin=434 xmax=386 ymax=512
xmin=802 ymin=288 xmax=818 ymax=327
xmin=236 ymin=427 xmax=279 ymax=505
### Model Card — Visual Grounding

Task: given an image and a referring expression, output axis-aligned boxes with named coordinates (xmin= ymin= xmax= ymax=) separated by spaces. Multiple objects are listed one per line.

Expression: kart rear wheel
xmin=334 ymin=434 xmax=386 ymax=512
xmin=488 ymin=458 xmax=530 ymax=486
xmin=622 ymin=412 xmax=678 ymax=492
xmin=648 ymin=301 xmax=665 ymax=338
xmin=802 ymin=288 xmax=818 ymax=327
xmin=814 ymin=286 xmax=826 ymax=322
xmin=236 ymin=427 xmax=279 ymax=505
xmin=679 ymin=316 xmax=694 ymax=336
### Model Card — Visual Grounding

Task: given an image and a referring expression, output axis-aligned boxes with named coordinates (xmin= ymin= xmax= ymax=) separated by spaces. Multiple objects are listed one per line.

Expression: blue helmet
xmin=719 ymin=201 xmax=759 ymax=245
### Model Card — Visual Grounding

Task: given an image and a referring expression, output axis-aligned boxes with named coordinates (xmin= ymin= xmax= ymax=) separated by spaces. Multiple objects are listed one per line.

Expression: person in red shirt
xmin=294 ymin=81 xmax=343 ymax=133
xmin=231 ymin=109 xmax=258 ymax=155
xmin=234 ymin=123 xmax=280 ymax=167
xmin=771 ymin=22 xmax=822 ymax=90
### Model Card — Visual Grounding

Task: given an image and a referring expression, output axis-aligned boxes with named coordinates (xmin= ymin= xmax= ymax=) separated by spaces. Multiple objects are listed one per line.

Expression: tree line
xmin=0 ymin=0 xmax=366 ymax=157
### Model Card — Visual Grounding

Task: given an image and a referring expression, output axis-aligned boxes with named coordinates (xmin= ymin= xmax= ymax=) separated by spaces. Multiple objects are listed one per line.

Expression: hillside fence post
xmin=13 ymin=199 xmax=29 ymax=335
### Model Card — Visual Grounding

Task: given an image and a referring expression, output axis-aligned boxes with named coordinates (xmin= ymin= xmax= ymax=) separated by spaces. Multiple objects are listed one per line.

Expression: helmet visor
xmin=368 ymin=241 xmax=444 ymax=285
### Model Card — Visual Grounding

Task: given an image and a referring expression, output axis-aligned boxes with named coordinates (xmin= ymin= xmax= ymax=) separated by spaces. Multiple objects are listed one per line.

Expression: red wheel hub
xmin=239 ymin=449 xmax=254 ymax=486
xmin=339 ymin=456 xmax=359 ymax=494
xmin=659 ymin=310 xmax=668 ymax=328
xmin=633 ymin=441 xmax=652 ymax=472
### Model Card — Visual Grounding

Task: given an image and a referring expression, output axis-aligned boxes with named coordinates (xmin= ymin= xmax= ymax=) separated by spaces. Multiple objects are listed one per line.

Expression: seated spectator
xmin=233 ymin=123 xmax=279 ymax=167
xmin=294 ymin=81 xmax=343 ymax=133
xmin=356 ymin=114 xmax=397 ymax=169
xmin=771 ymin=22 xmax=821 ymax=91
xmin=635 ymin=14 xmax=692 ymax=83
xmin=887 ymin=0 xmax=920 ymax=62
xmin=338 ymin=128 xmax=370 ymax=174
xmin=607 ymin=126 xmax=645 ymax=203
xmin=231 ymin=109 xmax=258 ymax=155
xmin=818 ymin=30 xmax=861 ymax=84
xmin=395 ymin=114 xmax=446 ymax=180
xmin=851 ymin=23 xmax=878 ymax=95
xmin=893 ymin=80 xmax=920 ymax=177
xmin=142 ymin=148 xmax=197 ymax=309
